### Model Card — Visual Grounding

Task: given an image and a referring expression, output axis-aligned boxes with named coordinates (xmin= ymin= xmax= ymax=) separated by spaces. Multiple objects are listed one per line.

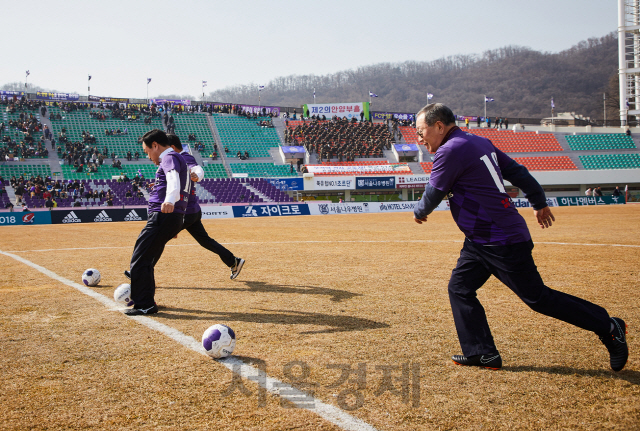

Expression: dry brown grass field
xmin=0 ymin=205 xmax=639 ymax=430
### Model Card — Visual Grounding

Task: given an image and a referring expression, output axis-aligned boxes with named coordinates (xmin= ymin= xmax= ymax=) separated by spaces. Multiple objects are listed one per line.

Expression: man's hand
xmin=414 ymin=215 xmax=428 ymax=224
xmin=190 ymin=172 xmax=199 ymax=182
xmin=161 ymin=202 xmax=174 ymax=213
xmin=534 ymin=206 xmax=555 ymax=229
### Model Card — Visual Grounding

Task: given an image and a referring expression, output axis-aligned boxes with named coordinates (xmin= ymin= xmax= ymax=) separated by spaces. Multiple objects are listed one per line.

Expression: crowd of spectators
xmin=1 ymin=99 xmax=49 ymax=160
xmin=7 ymin=173 xmax=149 ymax=208
xmin=285 ymin=117 xmax=394 ymax=162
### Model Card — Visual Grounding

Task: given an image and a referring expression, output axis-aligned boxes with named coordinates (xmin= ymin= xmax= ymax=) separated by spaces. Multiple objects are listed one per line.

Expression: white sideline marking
xmin=5 ymin=238 xmax=640 ymax=254
xmin=0 ymin=249 xmax=379 ymax=431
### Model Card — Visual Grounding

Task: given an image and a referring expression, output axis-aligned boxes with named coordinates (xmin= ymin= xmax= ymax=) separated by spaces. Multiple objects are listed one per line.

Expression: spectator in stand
xmin=594 ymin=186 xmax=603 ymax=197
xmin=585 ymin=187 xmax=593 ymax=197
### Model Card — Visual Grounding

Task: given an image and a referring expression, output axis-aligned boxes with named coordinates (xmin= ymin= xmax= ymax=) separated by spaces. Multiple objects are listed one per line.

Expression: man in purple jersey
xmin=167 ymin=134 xmax=244 ymax=279
xmin=413 ymin=103 xmax=628 ymax=371
xmin=124 ymin=129 xmax=189 ymax=316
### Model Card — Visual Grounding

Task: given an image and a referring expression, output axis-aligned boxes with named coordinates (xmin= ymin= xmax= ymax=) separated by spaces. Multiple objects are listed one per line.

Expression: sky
xmin=1 ymin=0 xmax=618 ymax=100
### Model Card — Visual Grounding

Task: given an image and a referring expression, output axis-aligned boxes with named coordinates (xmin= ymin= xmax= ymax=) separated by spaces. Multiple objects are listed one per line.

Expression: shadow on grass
xmin=503 ymin=365 xmax=640 ymax=385
xmin=157 ymin=306 xmax=389 ymax=334
xmin=161 ymin=280 xmax=361 ymax=303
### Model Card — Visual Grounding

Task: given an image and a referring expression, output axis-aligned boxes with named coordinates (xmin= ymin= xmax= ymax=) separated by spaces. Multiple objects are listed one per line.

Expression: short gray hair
xmin=416 ymin=103 xmax=456 ymax=126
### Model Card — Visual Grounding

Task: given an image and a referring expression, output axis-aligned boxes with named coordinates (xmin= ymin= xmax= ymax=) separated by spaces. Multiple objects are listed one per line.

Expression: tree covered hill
xmin=209 ymin=32 xmax=618 ymax=120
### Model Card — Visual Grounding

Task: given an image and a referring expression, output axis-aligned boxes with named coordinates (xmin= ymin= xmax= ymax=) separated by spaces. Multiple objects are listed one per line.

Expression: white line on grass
xmin=0 ymin=249 xmax=379 ymax=431
xmin=5 ymin=238 xmax=640 ymax=254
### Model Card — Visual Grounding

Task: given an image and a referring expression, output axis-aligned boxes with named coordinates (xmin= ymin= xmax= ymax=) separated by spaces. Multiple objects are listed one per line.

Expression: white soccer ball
xmin=114 ymin=283 xmax=134 ymax=307
xmin=202 ymin=324 xmax=236 ymax=358
xmin=82 ymin=268 xmax=101 ymax=286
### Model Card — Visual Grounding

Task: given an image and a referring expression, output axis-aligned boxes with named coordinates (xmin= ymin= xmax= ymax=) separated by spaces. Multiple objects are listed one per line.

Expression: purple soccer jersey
xmin=180 ymin=151 xmax=201 ymax=215
xmin=429 ymin=128 xmax=531 ymax=245
xmin=148 ymin=150 xmax=189 ymax=214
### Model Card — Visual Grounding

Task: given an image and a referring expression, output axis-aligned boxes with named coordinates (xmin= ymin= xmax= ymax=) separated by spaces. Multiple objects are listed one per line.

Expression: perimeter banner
xmin=303 ymin=102 xmax=369 ymax=121
xmin=239 ymin=104 xmax=280 ymax=116
xmin=371 ymin=112 xmax=415 ymax=122
xmin=35 ymin=92 xmax=80 ymax=101
xmin=510 ymin=198 xmax=558 ymax=208
xmin=200 ymin=206 xmax=234 ymax=219
xmin=89 ymin=95 xmax=130 ymax=103
xmin=556 ymin=196 xmax=626 ymax=206
xmin=150 ymin=98 xmax=192 ymax=106
xmin=0 ymin=91 xmax=25 ymax=98
xmin=307 ymin=200 xmax=449 ymax=215
xmin=51 ymin=208 xmax=148 ymax=224
xmin=0 ymin=211 xmax=52 ymax=226
xmin=306 ymin=164 xmax=411 ymax=175
xmin=355 ymin=176 xmax=396 ymax=190
xmin=232 ymin=204 xmax=310 ymax=218
xmin=266 ymin=178 xmax=304 ymax=191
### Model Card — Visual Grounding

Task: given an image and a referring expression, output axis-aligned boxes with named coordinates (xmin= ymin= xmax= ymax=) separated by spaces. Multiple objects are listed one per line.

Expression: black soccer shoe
xmin=600 ymin=317 xmax=628 ymax=372
xmin=123 ymin=304 xmax=158 ymax=316
xmin=124 ymin=270 xmax=131 ymax=280
xmin=452 ymin=353 xmax=502 ymax=370
xmin=230 ymin=257 xmax=245 ymax=280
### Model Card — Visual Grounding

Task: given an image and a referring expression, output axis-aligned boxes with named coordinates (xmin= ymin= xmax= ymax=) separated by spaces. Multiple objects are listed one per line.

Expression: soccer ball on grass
xmin=114 ymin=283 xmax=134 ymax=307
xmin=202 ymin=324 xmax=236 ymax=358
xmin=82 ymin=268 xmax=101 ymax=286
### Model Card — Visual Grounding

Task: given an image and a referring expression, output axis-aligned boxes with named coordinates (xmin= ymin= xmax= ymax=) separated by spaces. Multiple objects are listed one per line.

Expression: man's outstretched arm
xmin=414 ymin=183 xmax=448 ymax=224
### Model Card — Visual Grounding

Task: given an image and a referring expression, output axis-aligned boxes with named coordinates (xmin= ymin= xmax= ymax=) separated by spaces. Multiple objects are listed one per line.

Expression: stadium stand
xmin=0 ymin=163 xmax=52 ymax=179
xmin=213 ymin=115 xmax=280 ymax=158
xmin=1 ymin=107 xmax=47 ymax=159
xmin=170 ymin=113 xmax=217 ymax=156
xmin=512 ymin=156 xmax=578 ymax=171
xmin=202 ymin=163 xmax=229 ymax=179
xmin=286 ymin=119 xmax=392 ymax=161
xmin=196 ymin=178 xmax=292 ymax=203
xmin=419 ymin=162 xmax=433 ymax=173
xmin=579 ymin=153 xmax=640 ymax=169
xmin=48 ymin=106 xmax=163 ymax=159
xmin=400 ymin=126 xmax=563 ymax=152
xmin=565 ymin=133 xmax=637 ymax=151
xmin=60 ymin=163 xmax=157 ymax=180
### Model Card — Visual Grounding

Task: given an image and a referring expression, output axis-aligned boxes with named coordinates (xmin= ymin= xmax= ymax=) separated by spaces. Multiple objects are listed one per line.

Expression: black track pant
xmin=182 ymin=210 xmax=236 ymax=267
xmin=129 ymin=211 xmax=183 ymax=308
xmin=448 ymin=239 xmax=611 ymax=357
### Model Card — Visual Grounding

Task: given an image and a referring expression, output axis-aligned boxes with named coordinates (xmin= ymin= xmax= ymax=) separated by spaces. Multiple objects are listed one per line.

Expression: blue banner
xmin=266 ymin=178 xmax=304 ymax=191
xmin=0 ymin=91 xmax=24 ymax=98
xmin=394 ymin=144 xmax=419 ymax=152
xmin=35 ymin=91 xmax=80 ymax=101
xmin=355 ymin=176 xmax=396 ymax=190
xmin=232 ymin=204 xmax=310 ymax=217
xmin=281 ymin=146 xmax=306 ymax=153
xmin=0 ymin=211 xmax=52 ymax=226
xmin=372 ymin=112 xmax=415 ymax=121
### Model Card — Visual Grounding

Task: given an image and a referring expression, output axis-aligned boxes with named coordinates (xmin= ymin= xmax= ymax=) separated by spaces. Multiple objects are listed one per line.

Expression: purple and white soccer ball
xmin=114 ymin=283 xmax=134 ymax=307
xmin=82 ymin=268 xmax=101 ymax=286
xmin=202 ymin=324 xmax=236 ymax=358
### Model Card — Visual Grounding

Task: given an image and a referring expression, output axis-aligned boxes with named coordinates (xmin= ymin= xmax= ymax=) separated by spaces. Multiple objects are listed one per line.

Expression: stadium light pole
xmin=484 ymin=95 xmax=487 ymax=121
xmin=25 ymin=70 xmax=30 ymax=90
xmin=147 ymin=78 xmax=151 ymax=103
xmin=88 ymin=74 xmax=91 ymax=99
xmin=603 ymin=92 xmax=607 ymax=127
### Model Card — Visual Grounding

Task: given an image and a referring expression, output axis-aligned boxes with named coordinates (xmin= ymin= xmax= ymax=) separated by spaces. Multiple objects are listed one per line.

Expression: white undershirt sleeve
xmin=164 ymin=169 xmax=180 ymax=204
xmin=191 ymin=165 xmax=204 ymax=182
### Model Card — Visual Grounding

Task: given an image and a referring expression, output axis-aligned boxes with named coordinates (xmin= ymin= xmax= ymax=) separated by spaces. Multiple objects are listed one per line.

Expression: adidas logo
xmin=124 ymin=210 xmax=142 ymax=221
xmin=94 ymin=210 xmax=113 ymax=222
xmin=62 ymin=211 xmax=82 ymax=223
